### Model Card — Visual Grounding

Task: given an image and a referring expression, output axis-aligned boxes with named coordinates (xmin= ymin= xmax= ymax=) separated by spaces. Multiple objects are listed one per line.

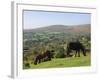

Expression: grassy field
xmin=23 ymin=52 xmax=91 ymax=69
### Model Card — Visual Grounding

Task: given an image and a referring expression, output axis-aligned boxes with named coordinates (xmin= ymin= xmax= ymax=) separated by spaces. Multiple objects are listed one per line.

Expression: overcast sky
xmin=23 ymin=10 xmax=91 ymax=29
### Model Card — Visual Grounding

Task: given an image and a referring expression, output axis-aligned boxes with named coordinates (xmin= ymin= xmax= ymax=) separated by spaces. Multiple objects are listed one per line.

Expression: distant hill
xmin=24 ymin=24 xmax=90 ymax=34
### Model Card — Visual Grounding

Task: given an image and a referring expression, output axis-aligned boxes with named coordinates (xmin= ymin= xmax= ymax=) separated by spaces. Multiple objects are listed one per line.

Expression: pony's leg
xmin=67 ymin=48 xmax=70 ymax=57
xmin=78 ymin=51 xmax=80 ymax=57
xmin=38 ymin=58 xmax=41 ymax=63
xmin=75 ymin=51 xmax=77 ymax=57
xmin=83 ymin=50 xmax=86 ymax=56
xmin=34 ymin=58 xmax=37 ymax=65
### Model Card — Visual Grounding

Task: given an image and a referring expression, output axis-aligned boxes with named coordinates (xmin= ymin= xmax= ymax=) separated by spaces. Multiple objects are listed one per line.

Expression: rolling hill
xmin=24 ymin=24 xmax=90 ymax=34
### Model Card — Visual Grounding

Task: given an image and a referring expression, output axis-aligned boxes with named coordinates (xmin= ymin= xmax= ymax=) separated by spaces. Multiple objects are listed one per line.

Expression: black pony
xmin=66 ymin=41 xmax=86 ymax=57
xmin=33 ymin=50 xmax=54 ymax=65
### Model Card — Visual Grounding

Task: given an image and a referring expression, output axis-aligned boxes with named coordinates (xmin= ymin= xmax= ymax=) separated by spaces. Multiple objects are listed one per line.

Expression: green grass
xmin=23 ymin=52 xmax=91 ymax=69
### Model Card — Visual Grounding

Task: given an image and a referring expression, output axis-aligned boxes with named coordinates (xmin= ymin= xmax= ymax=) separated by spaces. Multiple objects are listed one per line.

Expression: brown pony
xmin=33 ymin=50 xmax=54 ymax=65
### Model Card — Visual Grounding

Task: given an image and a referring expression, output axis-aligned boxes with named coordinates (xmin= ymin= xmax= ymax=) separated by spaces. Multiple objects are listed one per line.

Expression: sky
xmin=23 ymin=10 xmax=91 ymax=29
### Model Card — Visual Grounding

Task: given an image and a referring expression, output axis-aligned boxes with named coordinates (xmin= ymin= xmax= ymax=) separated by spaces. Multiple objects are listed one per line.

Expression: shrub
xmin=54 ymin=47 xmax=66 ymax=58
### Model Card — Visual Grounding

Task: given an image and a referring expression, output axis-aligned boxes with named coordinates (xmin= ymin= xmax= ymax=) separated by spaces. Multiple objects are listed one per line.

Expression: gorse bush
xmin=54 ymin=47 xmax=66 ymax=58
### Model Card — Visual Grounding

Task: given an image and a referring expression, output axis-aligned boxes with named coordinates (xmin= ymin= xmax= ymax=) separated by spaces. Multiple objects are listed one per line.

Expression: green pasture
xmin=23 ymin=52 xmax=91 ymax=69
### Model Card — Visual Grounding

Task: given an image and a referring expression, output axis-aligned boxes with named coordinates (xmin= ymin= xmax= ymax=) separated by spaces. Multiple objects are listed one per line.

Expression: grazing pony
xmin=33 ymin=50 xmax=54 ymax=65
xmin=66 ymin=42 xmax=86 ymax=57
